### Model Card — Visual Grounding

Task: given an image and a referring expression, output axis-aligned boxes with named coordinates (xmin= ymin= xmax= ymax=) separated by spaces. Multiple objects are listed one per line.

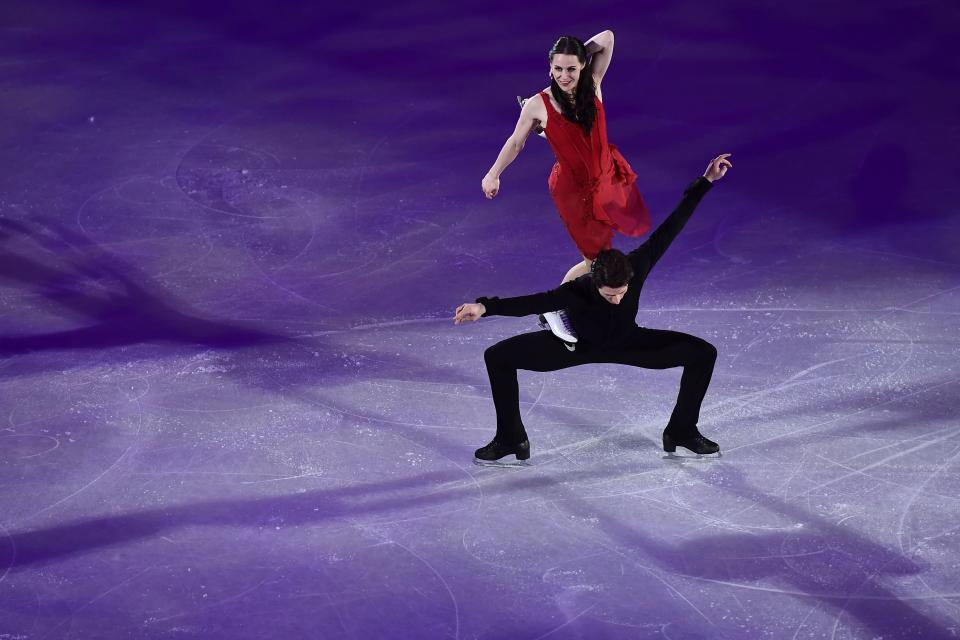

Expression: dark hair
xmin=548 ymin=35 xmax=596 ymax=136
xmin=591 ymin=249 xmax=633 ymax=288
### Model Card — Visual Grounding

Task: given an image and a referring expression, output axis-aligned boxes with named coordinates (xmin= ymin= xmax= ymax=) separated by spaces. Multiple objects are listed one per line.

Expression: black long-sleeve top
xmin=476 ymin=177 xmax=713 ymax=348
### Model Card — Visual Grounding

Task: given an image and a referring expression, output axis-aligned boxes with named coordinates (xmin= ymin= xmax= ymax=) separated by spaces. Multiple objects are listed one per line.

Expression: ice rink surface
xmin=1 ymin=1 xmax=958 ymax=637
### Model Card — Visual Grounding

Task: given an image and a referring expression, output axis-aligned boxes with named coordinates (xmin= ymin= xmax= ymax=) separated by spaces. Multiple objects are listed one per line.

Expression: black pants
xmin=483 ymin=328 xmax=717 ymax=444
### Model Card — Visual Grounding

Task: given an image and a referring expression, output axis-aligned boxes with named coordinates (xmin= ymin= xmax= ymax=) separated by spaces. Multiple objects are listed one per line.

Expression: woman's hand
xmin=454 ymin=303 xmax=486 ymax=324
xmin=481 ymin=174 xmax=500 ymax=199
xmin=703 ymin=153 xmax=733 ymax=182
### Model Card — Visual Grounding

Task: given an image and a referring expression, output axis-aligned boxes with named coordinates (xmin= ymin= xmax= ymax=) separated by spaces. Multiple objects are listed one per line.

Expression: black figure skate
xmin=474 ymin=439 xmax=531 ymax=467
xmin=662 ymin=430 xmax=721 ymax=460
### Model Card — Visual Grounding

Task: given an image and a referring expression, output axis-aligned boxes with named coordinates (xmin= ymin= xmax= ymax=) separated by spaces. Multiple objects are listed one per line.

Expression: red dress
xmin=541 ymin=91 xmax=651 ymax=259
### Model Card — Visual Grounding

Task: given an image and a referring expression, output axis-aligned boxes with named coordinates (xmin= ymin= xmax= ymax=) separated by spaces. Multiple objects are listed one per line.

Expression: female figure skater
xmin=481 ymin=31 xmax=652 ymax=347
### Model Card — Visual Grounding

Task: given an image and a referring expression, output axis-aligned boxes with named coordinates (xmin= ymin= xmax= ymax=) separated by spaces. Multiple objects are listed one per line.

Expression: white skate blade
xmin=473 ymin=458 xmax=531 ymax=468
xmin=662 ymin=450 xmax=722 ymax=462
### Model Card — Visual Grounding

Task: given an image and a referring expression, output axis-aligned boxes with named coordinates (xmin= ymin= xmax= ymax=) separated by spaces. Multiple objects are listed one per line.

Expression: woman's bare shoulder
xmin=522 ymin=91 xmax=550 ymax=116
xmin=536 ymin=89 xmax=560 ymax=112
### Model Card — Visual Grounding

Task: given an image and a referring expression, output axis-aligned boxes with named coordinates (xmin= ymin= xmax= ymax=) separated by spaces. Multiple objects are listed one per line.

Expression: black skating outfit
xmin=475 ymin=177 xmax=719 ymax=454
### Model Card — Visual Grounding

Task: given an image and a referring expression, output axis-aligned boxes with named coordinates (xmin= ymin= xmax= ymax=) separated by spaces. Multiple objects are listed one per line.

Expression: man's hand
xmin=703 ymin=153 xmax=732 ymax=182
xmin=454 ymin=302 xmax=486 ymax=324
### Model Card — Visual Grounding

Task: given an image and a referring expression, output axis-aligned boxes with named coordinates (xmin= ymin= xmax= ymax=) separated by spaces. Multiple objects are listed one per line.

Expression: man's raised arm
xmin=629 ymin=154 xmax=732 ymax=274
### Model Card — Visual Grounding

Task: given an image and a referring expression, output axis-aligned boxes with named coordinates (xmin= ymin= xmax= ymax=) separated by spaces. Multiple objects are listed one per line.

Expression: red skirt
xmin=548 ymin=145 xmax=651 ymax=260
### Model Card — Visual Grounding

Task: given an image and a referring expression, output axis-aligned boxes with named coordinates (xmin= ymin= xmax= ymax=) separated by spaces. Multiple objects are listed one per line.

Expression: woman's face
xmin=550 ymin=53 xmax=585 ymax=93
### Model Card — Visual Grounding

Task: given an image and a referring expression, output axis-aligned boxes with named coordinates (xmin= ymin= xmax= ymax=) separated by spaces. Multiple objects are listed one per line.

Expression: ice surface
xmin=0 ymin=1 xmax=958 ymax=638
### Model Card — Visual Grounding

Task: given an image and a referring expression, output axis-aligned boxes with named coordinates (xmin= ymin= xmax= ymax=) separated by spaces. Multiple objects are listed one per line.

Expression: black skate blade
xmin=473 ymin=458 xmax=531 ymax=468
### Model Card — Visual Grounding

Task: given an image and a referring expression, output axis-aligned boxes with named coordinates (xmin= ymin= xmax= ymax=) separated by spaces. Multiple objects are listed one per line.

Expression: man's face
xmin=598 ymin=285 xmax=628 ymax=305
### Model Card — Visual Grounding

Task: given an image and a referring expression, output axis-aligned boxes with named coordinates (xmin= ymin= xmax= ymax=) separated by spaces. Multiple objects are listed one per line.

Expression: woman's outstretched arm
xmin=481 ymin=96 xmax=542 ymax=199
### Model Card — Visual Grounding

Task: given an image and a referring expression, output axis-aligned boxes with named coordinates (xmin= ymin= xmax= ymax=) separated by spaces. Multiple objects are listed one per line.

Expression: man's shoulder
xmin=569 ymin=273 xmax=594 ymax=290
xmin=566 ymin=274 xmax=601 ymax=303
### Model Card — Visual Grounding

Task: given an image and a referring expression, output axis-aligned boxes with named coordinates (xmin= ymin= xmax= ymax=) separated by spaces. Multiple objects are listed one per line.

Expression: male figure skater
xmin=454 ymin=154 xmax=732 ymax=461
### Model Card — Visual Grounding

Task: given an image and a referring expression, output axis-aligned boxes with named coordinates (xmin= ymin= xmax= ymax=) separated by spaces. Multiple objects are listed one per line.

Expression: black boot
xmin=475 ymin=439 xmax=530 ymax=461
xmin=663 ymin=431 xmax=720 ymax=455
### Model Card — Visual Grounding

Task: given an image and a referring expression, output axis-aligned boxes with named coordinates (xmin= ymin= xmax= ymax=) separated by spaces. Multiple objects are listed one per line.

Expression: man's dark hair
xmin=590 ymin=249 xmax=633 ymax=288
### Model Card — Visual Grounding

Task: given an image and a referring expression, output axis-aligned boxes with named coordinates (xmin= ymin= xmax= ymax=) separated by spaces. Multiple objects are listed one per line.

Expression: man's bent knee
xmin=484 ymin=341 xmax=512 ymax=367
xmin=684 ymin=337 xmax=717 ymax=366
xmin=701 ymin=340 xmax=718 ymax=363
